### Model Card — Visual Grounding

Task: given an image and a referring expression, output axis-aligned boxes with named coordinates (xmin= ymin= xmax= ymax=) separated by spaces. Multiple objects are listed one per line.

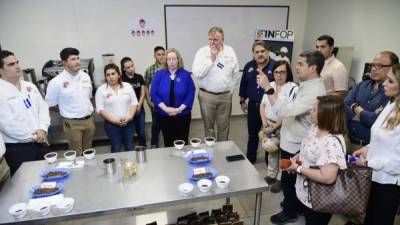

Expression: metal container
xmin=103 ymin=158 xmax=116 ymax=175
xmin=135 ymin=146 xmax=147 ymax=163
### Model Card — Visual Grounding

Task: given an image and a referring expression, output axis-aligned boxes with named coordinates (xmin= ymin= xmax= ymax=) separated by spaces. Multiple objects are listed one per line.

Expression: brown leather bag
xmin=308 ymin=165 xmax=372 ymax=215
xmin=307 ymin=136 xmax=372 ymax=215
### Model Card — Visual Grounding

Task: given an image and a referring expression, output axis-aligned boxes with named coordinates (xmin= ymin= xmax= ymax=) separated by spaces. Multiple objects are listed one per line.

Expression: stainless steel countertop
xmin=0 ymin=141 xmax=267 ymax=224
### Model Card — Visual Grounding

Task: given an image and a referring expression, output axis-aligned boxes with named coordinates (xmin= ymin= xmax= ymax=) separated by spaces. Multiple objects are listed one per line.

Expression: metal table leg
xmin=225 ymin=197 xmax=230 ymax=205
xmin=253 ymin=192 xmax=262 ymax=225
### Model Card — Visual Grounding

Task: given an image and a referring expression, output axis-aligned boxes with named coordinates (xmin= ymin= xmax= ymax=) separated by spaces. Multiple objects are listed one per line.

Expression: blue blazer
xmin=150 ymin=68 xmax=195 ymax=116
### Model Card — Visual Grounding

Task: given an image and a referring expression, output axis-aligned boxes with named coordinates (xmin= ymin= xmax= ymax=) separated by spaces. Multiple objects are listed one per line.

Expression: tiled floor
xmin=50 ymin=116 xmax=399 ymax=225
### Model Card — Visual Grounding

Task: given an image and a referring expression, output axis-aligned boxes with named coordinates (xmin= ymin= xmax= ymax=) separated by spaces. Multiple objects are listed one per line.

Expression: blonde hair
xmin=208 ymin=26 xmax=224 ymax=41
xmin=162 ymin=48 xmax=184 ymax=70
xmin=384 ymin=64 xmax=400 ymax=130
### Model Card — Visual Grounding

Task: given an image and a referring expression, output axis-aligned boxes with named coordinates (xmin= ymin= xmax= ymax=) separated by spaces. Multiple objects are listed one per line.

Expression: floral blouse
xmin=295 ymin=126 xmax=347 ymax=208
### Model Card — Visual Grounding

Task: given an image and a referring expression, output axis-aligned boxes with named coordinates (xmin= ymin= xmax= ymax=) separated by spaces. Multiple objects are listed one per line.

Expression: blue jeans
xmin=133 ymin=109 xmax=147 ymax=147
xmin=104 ymin=120 xmax=134 ymax=153
xmin=151 ymin=108 xmax=160 ymax=147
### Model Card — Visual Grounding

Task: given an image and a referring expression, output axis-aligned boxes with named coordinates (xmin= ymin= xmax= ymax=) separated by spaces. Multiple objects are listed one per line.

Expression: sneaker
xmin=270 ymin=211 xmax=298 ymax=225
xmin=270 ymin=180 xmax=282 ymax=193
xmin=264 ymin=176 xmax=276 ymax=185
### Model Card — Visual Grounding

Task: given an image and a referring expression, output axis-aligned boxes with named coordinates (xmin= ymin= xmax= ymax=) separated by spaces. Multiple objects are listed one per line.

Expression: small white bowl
xmin=33 ymin=203 xmax=50 ymax=216
xmin=215 ymin=175 xmax=230 ymax=189
xmin=174 ymin=140 xmax=185 ymax=150
xmin=8 ymin=203 xmax=27 ymax=219
xmin=83 ymin=149 xmax=96 ymax=160
xmin=63 ymin=150 xmax=77 ymax=161
xmin=56 ymin=197 xmax=74 ymax=213
xmin=204 ymin=137 xmax=216 ymax=146
xmin=197 ymin=179 xmax=212 ymax=192
xmin=44 ymin=152 xmax=58 ymax=164
xmin=178 ymin=183 xmax=194 ymax=197
xmin=190 ymin=138 xmax=201 ymax=148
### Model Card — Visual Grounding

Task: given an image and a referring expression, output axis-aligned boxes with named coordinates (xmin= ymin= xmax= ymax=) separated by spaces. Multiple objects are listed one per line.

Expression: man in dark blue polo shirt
xmin=344 ymin=51 xmax=398 ymax=153
xmin=239 ymin=40 xmax=276 ymax=164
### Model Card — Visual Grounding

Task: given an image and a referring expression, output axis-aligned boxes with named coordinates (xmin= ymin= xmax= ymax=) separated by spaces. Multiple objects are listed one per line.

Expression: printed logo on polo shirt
xmin=217 ymin=62 xmax=224 ymax=69
xmin=63 ymin=81 xmax=70 ymax=88
xmin=248 ymin=67 xmax=254 ymax=73
xmin=267 ymin=70 xmax=272 ymax=74
xmin=106 ymin=93 xmax=113 ymax=98
xmin=176 ymin=77 xmax=181 ymax=82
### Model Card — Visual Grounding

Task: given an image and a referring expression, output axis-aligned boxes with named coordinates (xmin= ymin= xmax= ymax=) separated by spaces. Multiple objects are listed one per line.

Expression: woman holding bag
xmin=354 ymin=64 xmax=400 ymax=225
xmin=286 ymin=95 xmax=347 ymax=225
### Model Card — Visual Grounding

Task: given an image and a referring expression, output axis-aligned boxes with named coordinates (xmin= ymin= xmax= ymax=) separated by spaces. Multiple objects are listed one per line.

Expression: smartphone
xmin=226 ymin=154 xmax=245 ymax=162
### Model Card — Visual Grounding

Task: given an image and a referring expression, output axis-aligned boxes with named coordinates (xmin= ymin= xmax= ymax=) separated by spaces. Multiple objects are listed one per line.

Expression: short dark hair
xmin=120 ymin=56 xmax=133 ymax=77
xmin=272 ymin=60 xmax=293 ymax=82
xmin=60 ymin=47 xmax=80 ymax=61
xmin=104 ymin=63 xmax=123 ymax=87
xmin=317 ymin=35 xmax=334 ymax=47
xmin=154 ymin=46 xmax=165 ymax=53
xmin=380 ymin=51 xmax=399 ymax=65
xmin=299 ymin=50 xmax=325 ymax=75
xmin=0 ymin=50 xmax=14 ymax=69
xmin=316 ymin=95 xmax=345 ymax=134
xmin=252 ymin=40 xmax=269 ymax=52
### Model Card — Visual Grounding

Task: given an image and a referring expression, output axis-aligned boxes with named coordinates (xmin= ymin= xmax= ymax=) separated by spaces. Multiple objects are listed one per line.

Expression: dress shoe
xmin=270 ymin=180 xmax=282 ymax=193
xmin=264 ymin=176 xmax=276 ymax=185
xmin=270 ymin=211 xmax=298 ymax=225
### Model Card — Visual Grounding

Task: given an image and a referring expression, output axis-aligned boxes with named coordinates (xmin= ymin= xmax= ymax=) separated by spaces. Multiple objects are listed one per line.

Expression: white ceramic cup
xmin=44 ymin=152 xmax=58 ymax=164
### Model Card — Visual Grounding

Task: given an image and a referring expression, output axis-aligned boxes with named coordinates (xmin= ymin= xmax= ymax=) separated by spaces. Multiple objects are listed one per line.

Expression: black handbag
xmin=307 ymin=136 xmax=372 ymax=215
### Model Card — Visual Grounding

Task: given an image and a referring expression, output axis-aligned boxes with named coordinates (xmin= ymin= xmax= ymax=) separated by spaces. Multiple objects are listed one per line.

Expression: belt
xmin=5 ymin=142 xmax=37 ymax=147
xmin=349 ymin=135 xmax=367 ymax=146
xmin=200 ymin=88 xmax=230 ymax=95
xmin=64 ymin=115 xmax=91 ymax=120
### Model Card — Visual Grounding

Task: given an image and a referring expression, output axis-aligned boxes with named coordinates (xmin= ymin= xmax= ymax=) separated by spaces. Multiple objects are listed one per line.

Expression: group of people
xmin=244 ymin=35 xmax=399 ymax=225
xmin=0 ymin=26 xmax=399 ymax=225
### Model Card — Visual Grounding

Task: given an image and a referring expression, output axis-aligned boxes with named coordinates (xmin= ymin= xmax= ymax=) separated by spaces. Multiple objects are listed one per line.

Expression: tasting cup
xmin=44 ymin=152 xmax=58 ymax=164
xmin=83 ymin=149 xmax=96 ymax=160
xmin=190 ymin=138 xmax=201 ymax=148
xmin=63 ymin=150 xmax=77 ymax=161
xmin=173 ymin=140 xmax=185 ymax=150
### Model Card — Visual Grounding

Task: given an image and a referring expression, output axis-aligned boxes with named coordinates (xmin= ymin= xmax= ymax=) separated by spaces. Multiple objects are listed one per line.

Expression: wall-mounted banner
xmin=255 ymin=29 xmax=294 ymax=64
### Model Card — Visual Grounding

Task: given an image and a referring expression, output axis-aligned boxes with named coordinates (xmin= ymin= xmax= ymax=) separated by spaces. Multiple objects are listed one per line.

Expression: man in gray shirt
xmin=258 ymin=50 xmax=326 ymax=224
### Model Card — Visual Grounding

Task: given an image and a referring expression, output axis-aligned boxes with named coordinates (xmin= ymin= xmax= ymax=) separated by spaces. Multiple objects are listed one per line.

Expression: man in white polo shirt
xmin=0 ymin=50 xmax=50 ymax=176
xmin=46 ymin=47 xmax=95 ymax=155
xmin=192 ymin=26 xmax=240 ymax=141
xmin=316 ymin=35 xmax=348 ymax=100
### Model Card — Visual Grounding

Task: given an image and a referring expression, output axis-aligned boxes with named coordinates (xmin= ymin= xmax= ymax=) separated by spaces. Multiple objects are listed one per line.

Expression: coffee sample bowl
xmin=178 ymin=182 xmax=194 ymax=197
xmin=63 ymin=150 xmax=77 ymax=161
xmin=197 ymin=179 xmax=212 ymax=193
xmin=174 ymin=140 xmax=185 ymax=150
xmin=215 ymin=175 xmax=230 ymax=189
xmin=204 ymin=137 xmax=216 ymax=146
xmin=44 ymin=152 xmax=58 ymax=164
xmin=83 ymin=149 xmax=96 ymax=160
xmin=56 ymin=197 xmax=74 ymax=213
xmin=8 ymin=203 xmax=28 ymax=219
xmin=190 ymin=138 xmax=201 ymax=148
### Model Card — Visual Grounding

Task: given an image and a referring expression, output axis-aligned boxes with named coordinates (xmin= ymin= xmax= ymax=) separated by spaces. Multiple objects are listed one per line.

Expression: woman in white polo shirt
xmin=95 ymin=64 xmax=138 ymax=153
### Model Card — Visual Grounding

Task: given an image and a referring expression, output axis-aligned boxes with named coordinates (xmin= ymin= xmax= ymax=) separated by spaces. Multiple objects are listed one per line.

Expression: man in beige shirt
xmin=316 ymin=35 xmax=348 ymax=101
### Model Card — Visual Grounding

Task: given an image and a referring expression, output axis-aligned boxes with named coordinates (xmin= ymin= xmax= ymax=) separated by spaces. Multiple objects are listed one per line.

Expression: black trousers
xmin=159 ymin=113 xmax=191 ymax=147
xmin=364 ymin=181 xmax=400 ymax=225
xmin=246 ymin=100 xmax=266 ymax=164
xmin=281 ymin=149 xmax=301 ymax=217
xmin=4 ymin=142 xmax=46 ymax=176
xmin=301 ymin=203 xmax=332 ymax=225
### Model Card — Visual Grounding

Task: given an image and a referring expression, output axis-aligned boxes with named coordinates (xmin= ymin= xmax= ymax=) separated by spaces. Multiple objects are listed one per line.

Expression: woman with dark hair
xmin=95 ymin=63 xmax=138 ymax=152
xmin=150 ymin=48 xmax=195 ymax=147
xmin=120 ymin=57 xmax=147 ymax=147
xmin=287 ymin=95 xmax=347 ymax=225
xmin=354 ymin=64 xmax=400 ymax=225
xmin=260 ymin=60 xmax=298 ymax=192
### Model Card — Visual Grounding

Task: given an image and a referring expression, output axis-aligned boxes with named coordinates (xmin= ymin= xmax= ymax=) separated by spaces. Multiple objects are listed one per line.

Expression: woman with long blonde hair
xmin=354 ymin=64 xmax=400 ymax=225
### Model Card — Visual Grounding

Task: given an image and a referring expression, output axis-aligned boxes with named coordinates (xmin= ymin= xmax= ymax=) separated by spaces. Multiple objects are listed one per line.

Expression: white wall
xmin=303 ymin=0 xmax=400 ymax=82
xmin=0 ymin=0 xmax=308 ymax=119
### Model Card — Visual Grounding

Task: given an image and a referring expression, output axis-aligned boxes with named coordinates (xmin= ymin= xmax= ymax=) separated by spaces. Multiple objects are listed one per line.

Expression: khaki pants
xmin=198 ymin=90 xmax=232 ymax=141
xmin=63 ymin=116 xmax=95 ymax=155
xmin=266 ymin=150 xmax=281 ymax=180
xmin=0 ymin=157 xmax=10 ymax=191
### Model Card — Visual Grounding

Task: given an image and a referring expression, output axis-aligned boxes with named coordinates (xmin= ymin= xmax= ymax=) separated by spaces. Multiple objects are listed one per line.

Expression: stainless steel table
xmin=0 ymin=141 xmax=267 ymax=225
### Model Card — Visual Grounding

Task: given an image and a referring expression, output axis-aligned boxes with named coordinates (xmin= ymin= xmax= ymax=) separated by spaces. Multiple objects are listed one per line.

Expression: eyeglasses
xmin=370 ymin=63 xmax=392 ymax=69
xmin=273 ymin=71 xmax=287 ymax=75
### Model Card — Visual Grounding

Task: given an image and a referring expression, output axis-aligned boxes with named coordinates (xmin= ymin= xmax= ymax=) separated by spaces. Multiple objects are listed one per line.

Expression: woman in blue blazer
xmin=150 ymin=48 xmax=195 ymax=147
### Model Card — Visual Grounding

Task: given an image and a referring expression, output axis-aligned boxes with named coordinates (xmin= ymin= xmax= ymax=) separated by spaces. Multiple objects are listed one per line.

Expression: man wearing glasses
xmin=344 ymin=51 xmax=399 ymax=154
xmin=239 ymin=41 xmax=276 ymax=164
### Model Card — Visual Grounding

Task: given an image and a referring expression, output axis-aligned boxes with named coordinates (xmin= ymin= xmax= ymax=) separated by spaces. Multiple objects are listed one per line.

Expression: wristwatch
xmin=265 ymin=88 xmax=275 ymax=95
